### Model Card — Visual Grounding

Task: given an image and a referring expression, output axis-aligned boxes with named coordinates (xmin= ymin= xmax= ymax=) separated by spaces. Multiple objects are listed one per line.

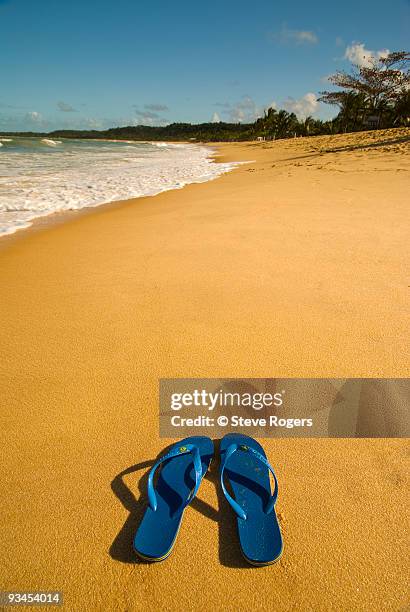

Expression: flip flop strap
xmin=220 ymin=443 xmax=278 ymax=520
xmin=147 ymin=443 xmax=203 ymax=512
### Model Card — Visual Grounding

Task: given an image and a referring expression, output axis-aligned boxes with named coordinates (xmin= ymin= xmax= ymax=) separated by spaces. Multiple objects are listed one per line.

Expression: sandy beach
xmin=0 ymin=128 xmax=409 ymax=611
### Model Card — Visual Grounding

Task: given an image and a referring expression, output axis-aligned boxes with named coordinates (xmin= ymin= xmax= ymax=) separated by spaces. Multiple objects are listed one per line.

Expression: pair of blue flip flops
xmin=133 ymin=434 xmax=283 ymax=566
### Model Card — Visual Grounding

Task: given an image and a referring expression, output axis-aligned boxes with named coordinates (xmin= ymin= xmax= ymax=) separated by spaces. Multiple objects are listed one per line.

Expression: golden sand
xmin=0 ymin=128 xmax=409 ymax=611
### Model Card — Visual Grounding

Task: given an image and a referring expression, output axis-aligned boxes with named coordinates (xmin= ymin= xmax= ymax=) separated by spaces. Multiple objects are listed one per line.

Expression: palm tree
xmin=337 ymin=92 xmax=368 ymax=131
xmin=302 ymin=115 xmax=315 ymax=136
xmin=393 ymin=90 xmax=410 ymax=126
xmin=275 ymin=110 xmax=293 ymax=137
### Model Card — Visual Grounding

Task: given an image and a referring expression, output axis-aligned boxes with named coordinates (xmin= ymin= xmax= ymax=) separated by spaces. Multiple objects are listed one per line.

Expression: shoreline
xmin=2 ymin=126 xmax=406 ymax=245
xmin=1 ymin=128 xmax=408 ymax=611
xmin=0 ymin=141 xmax=237 ymax=242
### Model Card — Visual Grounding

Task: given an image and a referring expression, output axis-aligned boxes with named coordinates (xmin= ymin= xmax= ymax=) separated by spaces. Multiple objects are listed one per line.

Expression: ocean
xmin=0 ymin=137 xmax=237 ymax=236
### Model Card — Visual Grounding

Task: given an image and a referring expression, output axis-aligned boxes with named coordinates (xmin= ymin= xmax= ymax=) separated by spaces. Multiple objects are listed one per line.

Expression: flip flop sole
xmin=242 ymin=547 xmax=284 ymax=566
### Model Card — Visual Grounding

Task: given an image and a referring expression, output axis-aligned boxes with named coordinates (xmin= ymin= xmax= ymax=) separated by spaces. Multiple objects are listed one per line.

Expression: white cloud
xmin=293 ymin=30 xmax=318 ymax=44
xmin=1 ymin=111 xmax=143 ymax=132
xmin=283 ymin=93 xmax=319 ymax=119
xmin=344 ymin=42 xmax=390 ymax=68
xmin=57 ymin=101 xmax=78 ymax=112
xmin=225 ymin=95 xmax=264 ymax=123
xmin=133 ymin=108 xmax=168 ymax=125
xmin=271 ymin=25 xmax=318 ymax=45
xmin=217 ymin=98 xmax=276 ymax=123
xmin=24 ymin=111 xmax=44 ymax=124
xmin=320 ymin=74 xmax=332 ymax=84
xmin=144 ymin=103 xmax=169 ymax=112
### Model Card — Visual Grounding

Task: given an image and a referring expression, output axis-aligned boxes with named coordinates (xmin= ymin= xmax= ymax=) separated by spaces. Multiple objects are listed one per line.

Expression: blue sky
xmin=1 ymin=0 xmax=409 ymax=131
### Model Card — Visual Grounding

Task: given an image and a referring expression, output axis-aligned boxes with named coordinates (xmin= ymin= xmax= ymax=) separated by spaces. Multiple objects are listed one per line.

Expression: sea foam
xmin=41 ymin=138 xmax=62 ymax=146
xmin=0 ymin=138 xmax=239 ymax=236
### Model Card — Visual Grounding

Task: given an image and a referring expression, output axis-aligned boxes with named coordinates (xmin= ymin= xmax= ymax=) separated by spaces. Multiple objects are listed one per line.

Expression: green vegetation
xmin=0 ymin=122 xmax=256 ymax=142
xmin=319 ymin=51 xmax=410 ymax=132
xmin=1 ymin=51 xmax=408 ymax=143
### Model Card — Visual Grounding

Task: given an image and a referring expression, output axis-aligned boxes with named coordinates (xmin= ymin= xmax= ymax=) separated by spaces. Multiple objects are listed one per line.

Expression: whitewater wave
xmin=0 ymin=138 xmax=241 ymax=236
xmin=41 ymin=138 xmax=62 ymax=146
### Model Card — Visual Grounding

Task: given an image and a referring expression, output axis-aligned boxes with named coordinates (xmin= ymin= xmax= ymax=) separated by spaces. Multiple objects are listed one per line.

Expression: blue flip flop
xmin=220 ymin=433 xmax=283 ymax=566
xmin=134 ymin=436 xmax=214 ymax=561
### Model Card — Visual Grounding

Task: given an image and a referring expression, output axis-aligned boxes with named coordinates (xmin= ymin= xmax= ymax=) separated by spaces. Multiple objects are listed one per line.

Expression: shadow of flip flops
xmin=109 ymin=443 xmax=218 ymax=564
xmin=109 ymin=457 xmax=157 ymax=564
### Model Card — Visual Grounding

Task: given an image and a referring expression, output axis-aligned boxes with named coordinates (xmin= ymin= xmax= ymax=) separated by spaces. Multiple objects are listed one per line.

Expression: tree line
xmin=1 ymin=51 xmax=408 ymax=142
